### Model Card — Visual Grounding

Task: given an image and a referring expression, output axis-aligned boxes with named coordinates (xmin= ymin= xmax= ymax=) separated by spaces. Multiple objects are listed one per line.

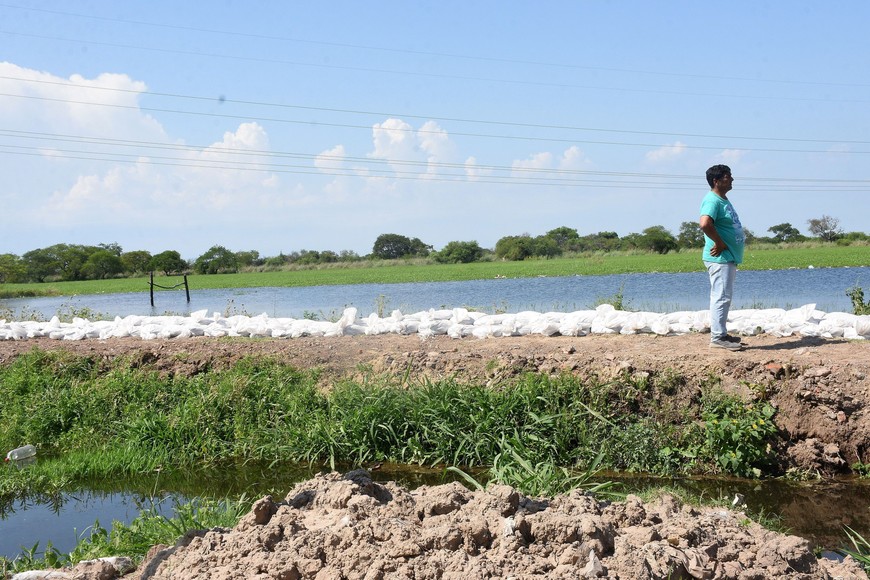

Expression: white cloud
xmin=465 ymin=156 xmax=482 ymax=180
xmin=716 ymin=149 xmax=745 ymax=164
xmin=367 ymin=118 xmax=458 ymax=180
xmin=315 ymin=144 xmax=347 ymax=172
xmin=509 ymin=148 xmax=593 ymax=185
xmin=512 ymin=152 xmax=554 ymax=172
xmin=0 ymin=62 xmax=163 ymax=139
xmin=645 ymin=141 xmax=687 ymax=162
xmin=370 ymin=118 xmax=417 ymax=162
xmin=558 ymin=146 xmax=593 ymax=170
xmin=418 ymin=120 xmax=455 ymax=177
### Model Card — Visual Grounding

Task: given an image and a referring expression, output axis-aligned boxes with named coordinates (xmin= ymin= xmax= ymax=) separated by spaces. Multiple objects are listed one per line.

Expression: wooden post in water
xmin=184 ymin=275 xmax=190 ymax=303
xmin=150 ymin=272 xmax=155 ymax=307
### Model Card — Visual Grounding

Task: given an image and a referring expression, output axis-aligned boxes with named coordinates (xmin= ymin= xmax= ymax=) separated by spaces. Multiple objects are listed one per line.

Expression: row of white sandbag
xmin=1 ymin=304 xmax=868 ymax=341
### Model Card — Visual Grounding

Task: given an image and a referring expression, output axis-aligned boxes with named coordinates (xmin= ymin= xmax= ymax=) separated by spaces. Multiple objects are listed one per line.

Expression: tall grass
xmin=0 ymin=350 xmax=781 ymax=502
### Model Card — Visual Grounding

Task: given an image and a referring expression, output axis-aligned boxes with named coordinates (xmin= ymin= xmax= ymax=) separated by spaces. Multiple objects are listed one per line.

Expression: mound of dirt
xmin=112 ymin=469 xmax=866 ymax=579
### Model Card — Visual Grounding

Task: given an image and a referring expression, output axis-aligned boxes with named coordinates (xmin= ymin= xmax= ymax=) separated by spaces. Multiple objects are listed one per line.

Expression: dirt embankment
xmin=2 ymin=332 xmax=868 ymax=474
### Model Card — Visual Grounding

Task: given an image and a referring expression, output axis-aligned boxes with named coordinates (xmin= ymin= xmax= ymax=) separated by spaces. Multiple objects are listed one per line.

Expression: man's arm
xmin=699 ymin=215 xmax=727 ymax=257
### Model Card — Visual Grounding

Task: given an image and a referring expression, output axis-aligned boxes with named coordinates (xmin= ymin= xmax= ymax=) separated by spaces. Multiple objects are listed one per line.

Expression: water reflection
xmin=3 ymin=462 xmax=869 ymax=559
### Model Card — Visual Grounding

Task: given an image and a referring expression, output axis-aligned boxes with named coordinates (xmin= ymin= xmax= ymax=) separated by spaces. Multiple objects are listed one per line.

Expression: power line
xmin=4 ymin=74 xmax=870 ymax=146
xmin=3 ymin=2 xmax=868 ymax=90
xmin=1 ymin=140 xmax=866 ymax=192
xmin=3 ymin=127 xmax=870 ymax=185
xmin=4 ymin=91 xmax=870 ymax=156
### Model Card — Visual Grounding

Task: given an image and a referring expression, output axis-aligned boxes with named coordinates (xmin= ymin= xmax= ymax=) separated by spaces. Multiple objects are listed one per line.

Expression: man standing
xmin=700 ymin=165 xmax=745 ymax=351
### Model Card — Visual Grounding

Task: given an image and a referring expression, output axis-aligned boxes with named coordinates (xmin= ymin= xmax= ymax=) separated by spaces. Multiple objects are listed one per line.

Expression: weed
xmin=374 ymin=294 xmax=390 ymax=317
xmin=784 ymin=467 xmax=821 ymax=481
xmin=840 ymin=526 xmax=870 ymax=573
xmin=699 ymin=393 xmax=777 ymax=478
xmin=593 ymin=282 xmax=631 ymax=311
xmin=847 ymin=285 xmax=870 ymax=315
xmin=222 ymin=299 xmax=250 ymax=317
xmin=55 ymin=302 xmax=110 ymax=322
xmin=0 ymin=495 xmax=251 ymax=574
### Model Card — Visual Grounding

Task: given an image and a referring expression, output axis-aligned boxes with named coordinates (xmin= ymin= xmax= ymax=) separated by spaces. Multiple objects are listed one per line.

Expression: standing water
xmin=2 ymin=267 xmax=868 ymax=321
xmin=3 ymin=463 xmax=870 ymax=559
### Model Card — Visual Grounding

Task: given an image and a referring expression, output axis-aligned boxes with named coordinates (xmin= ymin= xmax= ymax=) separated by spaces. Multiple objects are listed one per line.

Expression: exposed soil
xmin=48 ymin=470 xmax=870 ymax=579
xmin=3 ymin=333 xmax=870 ymax=579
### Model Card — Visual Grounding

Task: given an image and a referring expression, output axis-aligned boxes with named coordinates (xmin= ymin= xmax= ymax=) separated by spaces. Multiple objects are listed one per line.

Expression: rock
xmin=580 ymin=549 xmax=606 ymax=577
xmin=765 ymin=362 xmax=785 ymax=378
xmin=806 ymin=366 xmax=833 ymax=378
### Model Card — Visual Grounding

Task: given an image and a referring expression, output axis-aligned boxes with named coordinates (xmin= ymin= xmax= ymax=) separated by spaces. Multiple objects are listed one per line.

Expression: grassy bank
xmin=1 ymin=350 xmax=777 ymax=501
xmin=0 ymin=350 xmax=852 ymax=575
xmin=2 ymin=244 xmax=868 ymax=299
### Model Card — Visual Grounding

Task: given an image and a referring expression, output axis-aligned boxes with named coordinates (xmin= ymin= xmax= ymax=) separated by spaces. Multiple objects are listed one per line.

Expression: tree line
xmin=0 ymin=215 xmax=865 ymax=284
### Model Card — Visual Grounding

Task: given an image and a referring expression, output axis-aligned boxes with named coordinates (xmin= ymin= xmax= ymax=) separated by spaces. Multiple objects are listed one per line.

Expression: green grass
xmin=0 ymin=350 xmax=829 ymax=575
xmin=0 ymin=350 xmax=782 ymax=502
xmin=2 ymin=244 xmax=868 ymax=299
xmin=0 ymin=495 xmax=250 ymax=575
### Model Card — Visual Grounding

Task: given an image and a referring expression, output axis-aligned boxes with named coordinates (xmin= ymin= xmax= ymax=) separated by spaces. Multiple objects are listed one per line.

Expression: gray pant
xmin=705 ymin=261 xmax=737 ymax=340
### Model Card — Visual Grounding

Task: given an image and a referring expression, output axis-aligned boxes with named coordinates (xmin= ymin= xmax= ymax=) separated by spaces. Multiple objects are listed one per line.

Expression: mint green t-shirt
xmin=700 ymin=191 xmax=745 ymax=264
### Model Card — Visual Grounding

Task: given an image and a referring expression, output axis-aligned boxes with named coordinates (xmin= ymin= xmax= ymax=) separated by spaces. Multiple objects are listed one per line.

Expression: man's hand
xmin=699 ymin=215 xmax=727 ymax=257
xmin=709 ymin=241 xmax=728 ymax=257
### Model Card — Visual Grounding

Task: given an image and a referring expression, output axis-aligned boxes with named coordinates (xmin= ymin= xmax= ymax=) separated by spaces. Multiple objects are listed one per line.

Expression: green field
xmin=1 ymin=244 xmax=868 ymax=299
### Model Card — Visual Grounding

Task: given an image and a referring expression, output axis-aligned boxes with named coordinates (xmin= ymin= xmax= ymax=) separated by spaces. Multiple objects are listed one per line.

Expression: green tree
xmin=768 ymin=223 xmax=802 ymax=243
xmin=495 ymin=235 xmax=535 ymax=261
xmin=81 ymin=250 xmax=124 ymax=280
xmin=677 ymin=221 xmax=705 ymax=248
xmin=295 ymin=250 xmax=322 ymax=265
xmin=339 ymin=250 xmax=361 ymax=262
xmin=532 ymin=235 xmax=562 ymax=258
xmin=0 ymin=253 xmax=26 ymax=283
xmin=638 ymin=226 xmax=678 ymax=254
xmin=98 ymin=242 xmax=123 ymax=256
xmin=372 ymin=234 xmax=431 ymax=260
xmin=235 ymin=250 xmax=261 ymax=268
xmin=578 ymin=231 xmax=621 ymax=252
xmin=121 ymin=250 xmax=153 ymax=275
xmin=21 ymin=244 xmax=93 ymax=282
xmin=194 ymin=245 xmax=239 ymax=274
xmin=807 ymin=215 xmax=843 ymax=242
xmin=150 ymin=250 xmax=187 ymax=276
xmin=434 ymin=241 xmax=485 ymax=264
xmin=544 ymin=226 xmax=581 ymax=252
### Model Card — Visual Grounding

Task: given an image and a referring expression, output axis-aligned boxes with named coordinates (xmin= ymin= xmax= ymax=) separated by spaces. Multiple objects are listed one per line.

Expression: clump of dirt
xmin=107 ymin=469 xmax=865 ymax=579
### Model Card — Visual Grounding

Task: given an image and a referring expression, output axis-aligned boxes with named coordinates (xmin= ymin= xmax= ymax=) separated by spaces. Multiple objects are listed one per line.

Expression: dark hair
xmin=706 ymin=165 xmax=731 ymax=189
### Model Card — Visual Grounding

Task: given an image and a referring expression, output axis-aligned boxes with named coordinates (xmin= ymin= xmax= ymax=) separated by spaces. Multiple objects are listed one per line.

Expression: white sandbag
xmin=650 ymin=317 xmax=672 ymax=336
xmin=452 ymin=308 xmax=474 ymax=325
xmin=447 ymin=323 xmax=475 ymax=339
xmin=784 ymin=304 xmax=819 ymax=326
xmin=428 ymin=308 xmax=454 ymax=320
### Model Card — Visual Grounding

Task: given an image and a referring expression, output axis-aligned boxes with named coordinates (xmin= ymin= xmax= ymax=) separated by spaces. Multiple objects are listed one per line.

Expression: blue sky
xmin=1 ymin=1 xmax=868 ymax=260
